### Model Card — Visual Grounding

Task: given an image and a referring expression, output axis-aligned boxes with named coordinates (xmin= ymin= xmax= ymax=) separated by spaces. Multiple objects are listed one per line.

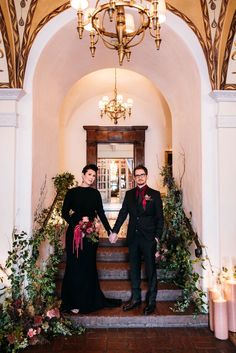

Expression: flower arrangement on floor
xmin=157 ymin=165 xmax=207 ymax=314
xmin=0 ymin=173 xmax=84 ymax=353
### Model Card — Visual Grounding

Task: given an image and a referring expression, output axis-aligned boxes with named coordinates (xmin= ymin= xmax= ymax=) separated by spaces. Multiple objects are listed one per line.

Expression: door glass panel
xmin=97 ymin=158 xmax=134 ymax=204
xmin=97 ymin=144 xmax=134 ymax=237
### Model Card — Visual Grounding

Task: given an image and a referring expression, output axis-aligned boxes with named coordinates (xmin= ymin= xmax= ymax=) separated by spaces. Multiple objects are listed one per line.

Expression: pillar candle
xmin=213 ymin=298 xmax=228 ymax=340
xmin=224 ymin=279 xmax=236 ymax=332
xmin=208 ymin=288 xmax=220 ymax=331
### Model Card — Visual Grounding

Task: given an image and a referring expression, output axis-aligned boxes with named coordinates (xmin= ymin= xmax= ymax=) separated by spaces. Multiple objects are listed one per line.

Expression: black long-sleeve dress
xmin=61 ymin=186 xmax=121 ymax=313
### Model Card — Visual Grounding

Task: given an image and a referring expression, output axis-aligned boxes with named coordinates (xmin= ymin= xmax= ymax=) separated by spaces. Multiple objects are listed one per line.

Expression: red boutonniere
xmin=142 ymin=194 xmax=152 ymax=209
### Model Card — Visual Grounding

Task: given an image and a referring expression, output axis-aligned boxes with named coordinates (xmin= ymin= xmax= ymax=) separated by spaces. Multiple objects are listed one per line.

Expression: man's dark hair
xmin=82 ymin=164 xmax=98 ymax=174
xmin=133 ymin=165 xmax=148 ymax=176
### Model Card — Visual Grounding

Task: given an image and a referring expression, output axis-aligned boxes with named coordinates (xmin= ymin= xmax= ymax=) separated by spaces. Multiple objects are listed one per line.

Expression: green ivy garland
xmin=157 ymin=166 xmax=207 ymax=314
xmin=0 ymin=173 xmax=84 ymax=353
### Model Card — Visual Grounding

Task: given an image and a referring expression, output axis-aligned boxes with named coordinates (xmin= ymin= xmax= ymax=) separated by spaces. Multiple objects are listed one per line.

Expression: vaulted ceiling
xmin=0 ymin=0 xmax=235 ymax=90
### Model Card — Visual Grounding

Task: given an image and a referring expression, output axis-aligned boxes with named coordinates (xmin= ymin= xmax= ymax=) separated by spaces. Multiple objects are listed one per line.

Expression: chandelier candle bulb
xmin=157 ymin=0 xmax=167 ymax=23
xmin=224 ymin=279 xmax=236 ymax=332
xmin=71 ymin=0 xmax=88 ymax=10
xmin=213 ymin=297 xmax=228 ymax=340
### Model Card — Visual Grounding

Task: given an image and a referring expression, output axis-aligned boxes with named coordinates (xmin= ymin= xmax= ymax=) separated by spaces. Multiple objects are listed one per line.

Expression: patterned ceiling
xmin=0 ymin=0 xmax=235 ymax=90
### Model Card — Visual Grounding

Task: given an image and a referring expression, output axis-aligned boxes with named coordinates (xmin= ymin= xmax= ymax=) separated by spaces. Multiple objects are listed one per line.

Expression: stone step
xmin=97 ymin=247 xmax=129 ymax=262
xmin=57 ymin=262 xmax=175 ymax=280
xmin=66 ymin=301 xmax=208 ymax=328
xmin=61 ymin=244 xmax=128 ymax=262
xmin=99 ymin=238 xmax=127 ymax=247
xmin=56 ymin=280 xmax=182 ymax=302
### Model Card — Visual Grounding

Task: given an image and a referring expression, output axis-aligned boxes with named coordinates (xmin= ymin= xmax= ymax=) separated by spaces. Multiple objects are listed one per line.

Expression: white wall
xmin=0 ymin=89 xmax=25 ymax=265
xmin=212 ymin=92 xmax=236 ymax=270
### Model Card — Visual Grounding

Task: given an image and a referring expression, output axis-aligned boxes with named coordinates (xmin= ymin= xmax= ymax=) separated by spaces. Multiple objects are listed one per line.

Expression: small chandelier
xmin=70 ymin=0 xmax=166 ymax=65
xmin=98 ymin=69 xmax=133 ymax=125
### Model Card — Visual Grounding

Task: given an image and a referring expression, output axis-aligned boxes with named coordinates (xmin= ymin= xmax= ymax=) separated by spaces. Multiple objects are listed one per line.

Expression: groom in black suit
xmin=112 ymin=165 xmax=164 ymax=315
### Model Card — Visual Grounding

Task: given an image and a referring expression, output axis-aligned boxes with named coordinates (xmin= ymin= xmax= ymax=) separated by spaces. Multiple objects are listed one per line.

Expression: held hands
xmin=108 ymin=231 xmax=118 ymax=244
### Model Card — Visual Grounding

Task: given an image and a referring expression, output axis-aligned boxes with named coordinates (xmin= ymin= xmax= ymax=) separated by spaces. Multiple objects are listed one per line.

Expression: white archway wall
xmin=60 ymin=69 xmax=172 ymax=188
xmin=31 ymin=12 xmax=203 ymax=241
xmin=60 ymin=71 xmax=171 ymax=191
xmin=6 ymin=7 xmax=222 ymax=279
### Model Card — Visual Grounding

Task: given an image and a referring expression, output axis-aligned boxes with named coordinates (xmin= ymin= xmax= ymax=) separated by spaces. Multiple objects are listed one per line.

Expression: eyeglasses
xmin=134 ymin=173 xmax=146 ymax=178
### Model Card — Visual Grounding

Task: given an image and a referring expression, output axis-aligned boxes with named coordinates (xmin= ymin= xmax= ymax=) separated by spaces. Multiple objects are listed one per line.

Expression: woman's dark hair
xmin=82 ymin=164 xmax=98 ymax=174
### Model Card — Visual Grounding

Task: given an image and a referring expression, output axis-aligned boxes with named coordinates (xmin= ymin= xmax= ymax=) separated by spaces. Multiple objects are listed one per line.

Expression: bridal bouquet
xmin=73 ymin=217 xmax=100 ymax=256
xmin=78 ymin=217 xmax=100 ymax=244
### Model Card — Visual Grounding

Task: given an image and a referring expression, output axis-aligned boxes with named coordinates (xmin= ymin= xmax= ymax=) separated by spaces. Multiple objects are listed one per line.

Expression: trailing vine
xmin=157 ymin=166 xmax=207 ymax=314
xmin=0 ymin=173 xmax=84 ymax=353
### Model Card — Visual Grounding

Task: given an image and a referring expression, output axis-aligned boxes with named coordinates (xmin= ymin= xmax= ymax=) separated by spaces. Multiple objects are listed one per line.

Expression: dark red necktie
xmin=137 ymin=187 xmax=144 ymax=204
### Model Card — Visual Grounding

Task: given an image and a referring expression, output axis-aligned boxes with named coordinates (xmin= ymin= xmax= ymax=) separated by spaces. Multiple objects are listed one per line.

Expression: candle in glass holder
xmin=208 ymin=288 xmax=220 ymax=331
xmin=224 ymin=279 xmax=236 ymax=332
xmin=213 ymin=297 xmax=228 ymax=340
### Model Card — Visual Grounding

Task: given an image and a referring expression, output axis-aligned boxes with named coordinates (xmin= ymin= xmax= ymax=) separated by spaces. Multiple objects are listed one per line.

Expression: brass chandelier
xmin=70 ymin=0 xmax=166 ymax=65
xmin=98 ymin=69 xmax=133 ymax=124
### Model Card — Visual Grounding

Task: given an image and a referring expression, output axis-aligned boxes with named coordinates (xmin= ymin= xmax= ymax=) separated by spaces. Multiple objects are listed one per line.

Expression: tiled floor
xmin=23 ymin=328 xmax=236 ymax=353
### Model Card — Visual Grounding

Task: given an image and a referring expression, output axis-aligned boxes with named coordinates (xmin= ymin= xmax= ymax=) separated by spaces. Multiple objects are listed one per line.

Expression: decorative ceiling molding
xmin=206 ymin=0 xmax=223 ymax=43
xmin=210 ymin=89 xmax=236 ymax=102
xmin=13 ymin=0 xmax=32 ymax=47
xmin=0 ymin=6 xmax=14 ymax=87
xmin=0 ymin=88 xmax=25 ymax=101
xmin=0 ymin=30 xmax=9 ymax=84
xmin=225 ymin=33 xmax=236 ymax=84
xmin=8 ymin=0 xmax=20 ymax=75
xmin=18 ymin=1 xmax=70 ymax=88
xmin=0 ymin=113 xmax=18 ymax=127
xmin=200 ymin=0 xmax=216 ymax=89
xmin=220 ymin=10 xmax=236 ymax=89
xmin=17 ymin=0 xmax=38 ymax=87
xmin=213 ymin=0 xmax=229 ymax=89
xmin=166 ymin=3 xmax=214 ymax=89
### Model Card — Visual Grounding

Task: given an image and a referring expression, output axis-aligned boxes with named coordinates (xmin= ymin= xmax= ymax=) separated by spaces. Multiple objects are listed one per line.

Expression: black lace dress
xmin=61 ymin=186 xmax=121 ymax=313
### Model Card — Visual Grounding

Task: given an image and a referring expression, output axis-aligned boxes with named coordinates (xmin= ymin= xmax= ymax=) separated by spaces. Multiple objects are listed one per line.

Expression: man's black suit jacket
xmin=113 ymin=186 xmax=164 ymax=245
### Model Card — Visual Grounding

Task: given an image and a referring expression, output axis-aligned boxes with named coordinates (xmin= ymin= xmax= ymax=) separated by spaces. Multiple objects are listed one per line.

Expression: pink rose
xmin=27 ymin=328 xmax=37 ymax=338
xmin=82 ymin=216 xmax=89 ymax=222
xmin=46 ymin=308 xmax=60 ymax=319
xmin=86 ymin=227 xmax=93 ymax=234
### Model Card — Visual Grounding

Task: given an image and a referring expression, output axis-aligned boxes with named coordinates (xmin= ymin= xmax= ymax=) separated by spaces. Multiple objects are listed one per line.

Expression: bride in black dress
xmin=61 ymin=164 xmax=121 ymax=314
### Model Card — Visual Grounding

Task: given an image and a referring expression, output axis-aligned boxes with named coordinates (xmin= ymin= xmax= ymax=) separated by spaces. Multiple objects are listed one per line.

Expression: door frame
xmin=83 ymin=125 xmax=148 ymax=166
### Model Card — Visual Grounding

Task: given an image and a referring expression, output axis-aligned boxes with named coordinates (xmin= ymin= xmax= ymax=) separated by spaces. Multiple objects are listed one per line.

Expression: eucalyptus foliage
xmin=0 ymin=173 xmax=84 ymax=353
xmin=157 ymin=166 xmax=207 ymax=314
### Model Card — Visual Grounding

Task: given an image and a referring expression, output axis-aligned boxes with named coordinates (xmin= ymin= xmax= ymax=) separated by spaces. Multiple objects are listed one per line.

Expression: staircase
xmin=57 ymin=238 xmax=208 ymax=328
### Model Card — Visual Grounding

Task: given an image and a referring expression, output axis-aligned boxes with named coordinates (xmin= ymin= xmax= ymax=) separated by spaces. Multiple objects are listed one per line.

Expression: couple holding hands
xmin=61 ymin=163 xmax=164 ymax=316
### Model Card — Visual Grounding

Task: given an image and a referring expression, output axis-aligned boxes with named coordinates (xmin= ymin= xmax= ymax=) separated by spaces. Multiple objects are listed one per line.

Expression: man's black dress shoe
xmin=123 ymin=300 xmax=141 ymax=311
xmin=143 ymin=304 xmax=156 ymax=315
